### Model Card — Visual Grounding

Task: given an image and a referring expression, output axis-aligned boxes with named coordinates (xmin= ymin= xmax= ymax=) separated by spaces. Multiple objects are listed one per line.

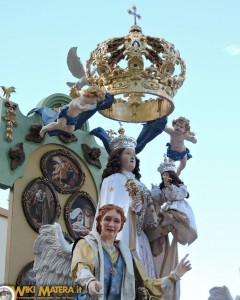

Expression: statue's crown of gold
xmin=86 ymin=17 xmax=186 ymax=123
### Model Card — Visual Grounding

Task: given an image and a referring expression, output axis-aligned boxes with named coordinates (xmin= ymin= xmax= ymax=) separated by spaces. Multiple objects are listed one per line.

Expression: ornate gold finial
xmin=128 ymin=5 xmax=141 ymax=25
xmin=106 ymin=129 xmax=117 ymax=138
xmin=118 ymin=128 xmax=125 ymax=135
xmin=117 ymin=121 xmax=125 ymax=135
xmin=86 ymin=9 xmax=186 ymax=123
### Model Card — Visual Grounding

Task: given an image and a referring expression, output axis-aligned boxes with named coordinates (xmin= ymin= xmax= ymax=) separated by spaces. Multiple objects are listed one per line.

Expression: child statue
xmin=151 ymin=157 xmax=198 ymax=246
xmin=164 ymin=117 xmax=197 ymax=175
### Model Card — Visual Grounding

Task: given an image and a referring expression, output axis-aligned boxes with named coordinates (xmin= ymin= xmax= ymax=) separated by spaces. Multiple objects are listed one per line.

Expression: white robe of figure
xmin=159 ymin=184 xmax=197 ymax=245
xmin=95 ymin=171 xmax=156 ymax=278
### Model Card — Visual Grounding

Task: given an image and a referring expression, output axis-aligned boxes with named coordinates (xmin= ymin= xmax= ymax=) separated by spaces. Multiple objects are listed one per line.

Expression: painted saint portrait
xmin=65 ymin=191 xmax=96 ymax=239
xmin=40 ymin=149 xmax=85 ymax=194
xmin=22 ymin=177 xmax=61 ymax=232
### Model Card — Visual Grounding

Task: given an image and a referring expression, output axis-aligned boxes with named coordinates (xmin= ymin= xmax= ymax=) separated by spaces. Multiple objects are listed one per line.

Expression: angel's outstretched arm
xmin=133 ymin=254 xmax=191 ymax=298
xmin=163 ymin=125 xmax=175 ymax=135
xmin=184 ymin=133 xmax=197 ymax=144
xmin=71 ymin=239 xmax=96 ymax=289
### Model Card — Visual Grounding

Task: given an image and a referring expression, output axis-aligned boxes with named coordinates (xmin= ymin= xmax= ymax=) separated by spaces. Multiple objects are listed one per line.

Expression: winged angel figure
xmin=66 ymin=47 xmax=96 ymax=89
xmin=33 ymin=217 xmax=192 ymax=300
xmin=33 ymin=223 xmax=74 ymax=287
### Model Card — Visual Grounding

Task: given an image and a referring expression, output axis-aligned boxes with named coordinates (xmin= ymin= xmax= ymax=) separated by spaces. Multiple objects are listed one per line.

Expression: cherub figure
xmin=39 ymin=85 xmax=105 ymax=137
xmin=164 ymin=117 xmax=197 ymax=175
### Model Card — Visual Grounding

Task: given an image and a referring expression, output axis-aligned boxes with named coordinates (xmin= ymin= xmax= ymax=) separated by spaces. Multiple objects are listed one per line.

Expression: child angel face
xmin=173 ymin=121 xmax=186 ymax=135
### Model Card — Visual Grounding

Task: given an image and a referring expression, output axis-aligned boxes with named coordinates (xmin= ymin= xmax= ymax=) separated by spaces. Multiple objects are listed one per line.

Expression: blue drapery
xmin=90 ymin=116 xmax=167 ymax=154
xmin=27 ymin=93 xmax=114 ymax=137
xmin=28 ymin=92 xmax=167 ymax=152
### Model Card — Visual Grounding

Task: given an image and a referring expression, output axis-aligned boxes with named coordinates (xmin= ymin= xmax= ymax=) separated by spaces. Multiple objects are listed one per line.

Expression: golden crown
xmin=86 ymin=7 xmax=186 ymax=123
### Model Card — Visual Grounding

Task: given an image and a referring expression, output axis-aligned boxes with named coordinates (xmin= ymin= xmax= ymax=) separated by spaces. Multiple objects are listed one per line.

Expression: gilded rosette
xmin=125 ymin=178 xmax=139 ymax=197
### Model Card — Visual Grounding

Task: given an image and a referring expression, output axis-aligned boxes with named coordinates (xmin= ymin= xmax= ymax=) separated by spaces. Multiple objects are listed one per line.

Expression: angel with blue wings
xmin=33 ymin=205 xmax=192 ymax=300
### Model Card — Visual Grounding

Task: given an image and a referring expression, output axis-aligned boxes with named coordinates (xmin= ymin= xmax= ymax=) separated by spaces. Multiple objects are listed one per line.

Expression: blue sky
xmin=1 ymin=0 xmax=240 ymax=299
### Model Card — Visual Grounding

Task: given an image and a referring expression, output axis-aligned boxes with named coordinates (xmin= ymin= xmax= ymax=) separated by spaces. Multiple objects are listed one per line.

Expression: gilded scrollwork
xmin=2 ymin=101 xmax=18 ymax=142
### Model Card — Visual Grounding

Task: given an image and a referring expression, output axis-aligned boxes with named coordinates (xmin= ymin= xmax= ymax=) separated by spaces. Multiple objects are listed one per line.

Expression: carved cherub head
xmin=89 ymin=147 xmax=101 ymax=160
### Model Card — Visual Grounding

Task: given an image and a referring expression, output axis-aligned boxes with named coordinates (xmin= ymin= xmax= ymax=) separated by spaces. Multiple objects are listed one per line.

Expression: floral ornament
xmin=2 ymin=101 xmax=18 ymax=142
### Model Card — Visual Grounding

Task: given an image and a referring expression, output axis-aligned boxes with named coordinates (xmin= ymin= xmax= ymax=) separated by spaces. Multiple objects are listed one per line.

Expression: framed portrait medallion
xmin=64 ymin=191 xmax=96 ymax=239
xmin=40 ymin=149 xmax=85 ymax=194
xmin=22 ymin=177 xmax=61 ymax=232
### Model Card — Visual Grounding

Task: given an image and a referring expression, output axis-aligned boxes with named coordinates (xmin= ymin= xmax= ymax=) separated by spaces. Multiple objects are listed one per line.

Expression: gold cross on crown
xmin=128 ymin=5 xmax=141 ymax=25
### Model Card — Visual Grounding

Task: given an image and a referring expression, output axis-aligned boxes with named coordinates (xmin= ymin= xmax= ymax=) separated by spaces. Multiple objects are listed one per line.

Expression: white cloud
xmin=224 ymin=44 xmax=240 ymax=56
